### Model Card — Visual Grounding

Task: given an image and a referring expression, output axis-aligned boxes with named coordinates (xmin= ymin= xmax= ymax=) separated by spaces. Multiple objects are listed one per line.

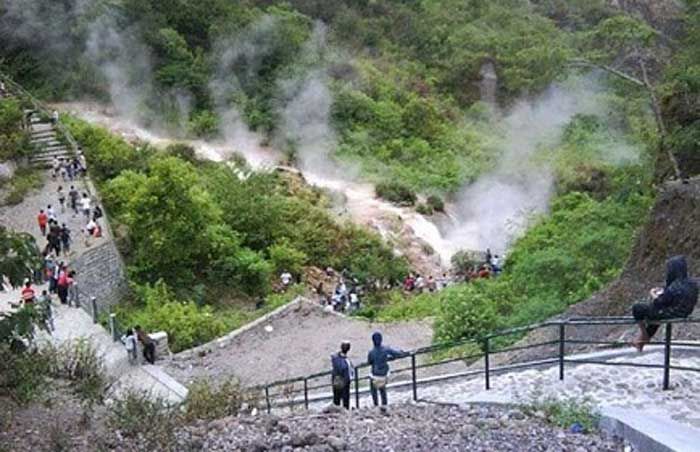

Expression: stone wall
xmin=73 ymin=240 xmax=129 ymax=313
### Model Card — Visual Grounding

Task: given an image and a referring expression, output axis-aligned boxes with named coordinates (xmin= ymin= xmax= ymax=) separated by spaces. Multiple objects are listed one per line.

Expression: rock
xmin=507 ymin=410 xmax=526 ymax=421
xmin=247 ymin=440 xmax=268 ymax=452
xmin=325 ymin=435 xmax=347 ymax=451
xmin=290 ymin=432 xmax=320 ymax=448
xmin=0 ymin=161 xmax=15 ymax=180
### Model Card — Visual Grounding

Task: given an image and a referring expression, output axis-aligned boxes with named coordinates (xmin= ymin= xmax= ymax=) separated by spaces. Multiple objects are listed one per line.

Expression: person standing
xmin=51 ymin=156 xmax=60 ymax=179
xmin=135 ymin=326 xmax=156 ymax=364
xmin=38 ymin=290 xmax=54 ymax=331
xmin=367 ymin=332 xmax=407 ymax=409
xmin=37 ymin=209 xmax=48 ymax=236
xmin=47 ymin=204 xmax=56 ymax=222
xmin=331 ymin=341 xmax=354 ymax=409
xmin=67 ymin=270 xmax=78 ymax=307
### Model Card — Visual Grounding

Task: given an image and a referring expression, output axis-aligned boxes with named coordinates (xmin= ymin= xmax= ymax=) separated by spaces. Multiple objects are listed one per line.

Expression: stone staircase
xmin=27 ymin=113 xmax=73 ymax=167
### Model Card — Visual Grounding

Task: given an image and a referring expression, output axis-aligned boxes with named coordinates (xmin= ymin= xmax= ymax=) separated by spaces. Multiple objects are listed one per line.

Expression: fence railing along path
xmin=254 ymin=316 xmax=700 ymax=413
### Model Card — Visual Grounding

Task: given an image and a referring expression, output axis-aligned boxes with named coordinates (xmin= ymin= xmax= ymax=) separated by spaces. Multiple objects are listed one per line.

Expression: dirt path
xmin=166 ymin=301 xmax=436 ymax=386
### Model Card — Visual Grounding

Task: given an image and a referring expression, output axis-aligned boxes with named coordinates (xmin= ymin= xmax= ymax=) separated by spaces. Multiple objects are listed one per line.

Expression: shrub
xmin=107 ymin=390 xmax=181 ymax=449
xmin=184 ymin=378 xmax=254 ymax=421
xmin=426 ymin=195 xmax=445 ymax=212
xmin=525 ymin=396 xmax=600 ymax=433
xmin=3 ymin=167 xmax=43 ymax=206
xmin=188 ymin=110 xmax=219 ymax=138
xmin=375 ymin=181 xmax=417 ymax=205
xmin=268 ymin=241 xmax=308 ymax=275
xmin=47 ymin=339 xmax=108 ymax=405
xmin=0 ymin=345 xmax=52 ymax=404
xmin=415 ymin=203 xmax=433 ymax=215
xmin=118 ymin=281 xmax=228 ymax=352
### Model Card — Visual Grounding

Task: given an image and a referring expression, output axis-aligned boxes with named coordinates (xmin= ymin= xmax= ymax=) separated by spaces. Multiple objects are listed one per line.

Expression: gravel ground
xmin=161 ymin=404 xmax=629 ymax=452
xmin=166 ymin=302 xmax=437 ymax=386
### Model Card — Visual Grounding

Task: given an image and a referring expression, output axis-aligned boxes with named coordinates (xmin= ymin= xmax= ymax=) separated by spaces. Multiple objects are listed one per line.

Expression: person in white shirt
xmin=280 ymin=271 xmax=292 ymax=287
xmin=80 ymin=193 xmax=91 ymax=219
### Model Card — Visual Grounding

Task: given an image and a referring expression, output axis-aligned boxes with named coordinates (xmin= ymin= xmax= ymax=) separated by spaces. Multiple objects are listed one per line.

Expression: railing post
xmin=109 ymin=313 xmax=117 ymax=341
xmin=265 ymin=386 xmax=271 ymax=414
xmin=484 ymin=337 xmax=490 ymax=390
xmin=663 ymin=322 xmax=672 ymax=390
xmin=354 ymin=367 xmax=360 ymax=409
xmin=411 ymin=353 xmax=418 ymax=402
xmin=303 ymin=378 xmax=309 ymax=410
xmin=91 ymin=297 xmax=98 ymax=323
xmin=559 ymin=322 xmax=565 ymax=381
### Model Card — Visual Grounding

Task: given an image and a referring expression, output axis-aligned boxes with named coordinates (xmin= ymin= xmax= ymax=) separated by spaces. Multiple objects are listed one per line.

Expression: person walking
xmin=56 ymin=265 xmax=69 ymax=305
xmin=331 ymin=341 xmax=353 ymax=409
xmin=80 ymin=193 xmax=91 ymax=220
xmin=57 ymin=186 xmax=66 ymax=213
xmin=21 ymin=281 xmax=36 ymax=305
xmin=69 ymin=185 xmax=79 ymax=215
xmin=632 ymin=255 xmax=699 ymax=351
xmin=60 ymin=224 xmax=71 ymax=256
xmin=367 ymin=332 xmax=407 ymax=409
xmin=37 ymin=209 xmax=48 ymax=236
xmin=38 ymin=290 xmax=54 ymax=331
xmin=67 ymin=270 xmax=78 ymax=307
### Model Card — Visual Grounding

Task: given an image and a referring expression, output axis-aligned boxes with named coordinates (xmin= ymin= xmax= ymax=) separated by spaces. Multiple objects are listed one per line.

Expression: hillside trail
xmin=0 ymin=162 xmax=186 ymax=404
xmin=52 ymin=101 xmax=459 ymax=276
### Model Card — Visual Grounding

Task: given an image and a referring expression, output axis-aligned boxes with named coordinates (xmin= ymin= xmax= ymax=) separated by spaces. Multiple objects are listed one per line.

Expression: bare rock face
xmin=0 ymin=160 xmax=16 ymax=180
xmin=478 ymin=59 xmax=498 ymax=109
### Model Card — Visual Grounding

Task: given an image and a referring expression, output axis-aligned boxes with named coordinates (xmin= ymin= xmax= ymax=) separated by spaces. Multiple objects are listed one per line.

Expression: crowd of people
xmin=50 ymin=152 xmax=87 ymax=183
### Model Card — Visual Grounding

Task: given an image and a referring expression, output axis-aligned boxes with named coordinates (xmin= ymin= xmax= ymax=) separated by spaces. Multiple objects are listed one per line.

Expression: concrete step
xmin=30 ymin=134 xmax=59 ymax=142
xmin=31 ymin=124 xmax=54 ymax=133
xmin=30 ymin=131 xmax=56 ymax=139
xmin=31 ymin=140 xmax=62 ymax=148
xmin=30 ymin=151 xmax=72 ymax=163
xmin=38 ymin=144 xmax=68 ymax=152
xmin=31 ymin=149 xmax=71 ymax=159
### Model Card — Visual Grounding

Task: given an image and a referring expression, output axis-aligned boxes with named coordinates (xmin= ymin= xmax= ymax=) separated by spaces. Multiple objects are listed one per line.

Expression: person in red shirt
xmin=21 ymin=281 xmax=36 ymax=304
xmin=37 ymin=209 xmax=48 ymax=236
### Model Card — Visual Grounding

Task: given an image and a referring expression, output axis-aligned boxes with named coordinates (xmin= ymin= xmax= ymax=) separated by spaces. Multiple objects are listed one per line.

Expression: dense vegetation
xmin=2 ymin=0 xmax=697 ymax=351
xmin=66 ymin=117 xmax=407 ymax=351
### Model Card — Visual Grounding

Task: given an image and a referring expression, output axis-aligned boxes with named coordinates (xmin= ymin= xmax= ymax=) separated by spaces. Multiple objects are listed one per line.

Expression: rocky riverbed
xmin=116 ymin=403 xmax=630 ymax=452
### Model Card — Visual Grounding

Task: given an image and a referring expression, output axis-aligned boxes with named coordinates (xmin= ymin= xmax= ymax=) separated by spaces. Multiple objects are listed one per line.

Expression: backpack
xmin=58 ymin=272 xmax=68 ymax=287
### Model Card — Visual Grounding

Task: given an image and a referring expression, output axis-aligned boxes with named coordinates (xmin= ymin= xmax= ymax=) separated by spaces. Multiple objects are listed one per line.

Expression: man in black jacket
xmin=632 ymin=255 xmax=699 ymax=351
xmin=331 ymin=341 xmax=353 ymax=409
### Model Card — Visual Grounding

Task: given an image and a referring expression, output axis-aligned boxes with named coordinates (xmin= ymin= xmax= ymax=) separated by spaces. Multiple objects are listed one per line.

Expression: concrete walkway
xmin=0 ymin=169 xmax=187 ymax=404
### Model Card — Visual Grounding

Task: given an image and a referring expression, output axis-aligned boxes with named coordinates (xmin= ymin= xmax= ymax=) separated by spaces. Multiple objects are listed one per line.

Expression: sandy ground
xmin=166 ymin=301 xmax=437 ymax=386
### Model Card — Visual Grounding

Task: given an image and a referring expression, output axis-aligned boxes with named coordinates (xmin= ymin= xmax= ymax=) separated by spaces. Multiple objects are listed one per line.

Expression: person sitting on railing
xmin=331 ymin=341 xmax=353 ymax=409
xmin=632 ymin=255 xmax=699 ymax=352
xmin=367 ymin=332 xmax=408 ymax=410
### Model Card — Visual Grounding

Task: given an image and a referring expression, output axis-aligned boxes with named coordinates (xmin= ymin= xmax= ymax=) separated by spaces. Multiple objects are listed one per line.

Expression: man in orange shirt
xmin=21 ymin=281 xmax=36 ymax=304
xmin=37 ymin=209 xmax=48 ymax=236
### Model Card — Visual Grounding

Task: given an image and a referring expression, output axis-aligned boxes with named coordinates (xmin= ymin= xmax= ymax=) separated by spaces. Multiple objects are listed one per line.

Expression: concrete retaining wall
xmin=73 ymin=240 xmax=129 ymax=312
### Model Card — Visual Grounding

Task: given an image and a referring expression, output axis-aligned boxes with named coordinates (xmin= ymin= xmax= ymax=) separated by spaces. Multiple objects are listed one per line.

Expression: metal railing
xmin=254 ymin=316 xmax=700 ymax=413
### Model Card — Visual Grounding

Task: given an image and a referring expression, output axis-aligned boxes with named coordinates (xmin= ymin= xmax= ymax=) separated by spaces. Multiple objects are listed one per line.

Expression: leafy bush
xmin=188 ymin=110 xmax=219 ymax=138
xmin=47 ymin=339 xmax=108 ymax=405
xmin=0 ymin=99 xmax=30 ymax=161
xmin=426 ymin=195 xmax=445 ymax=212
xmin=375 ymin=180 xmax=417 ymax=205
xmin=0 ymin=345 xmax=52 ymax=404
xmin=415 ymin=203 xmax=433 ymax=215
xmin=268 ymin=240 xmax=308 ymax=275
xmin=3 ymin=167 xmax=43 ymax=206
xmin=107 ymin=390 xmax=181 ymax=449
xmin=185 ymin=378 xmax=253 ymax=421
xmin=525 ymin=396 xmax=600 ymax=433
xmin=117 ymin=281 xmax=228 ymax=352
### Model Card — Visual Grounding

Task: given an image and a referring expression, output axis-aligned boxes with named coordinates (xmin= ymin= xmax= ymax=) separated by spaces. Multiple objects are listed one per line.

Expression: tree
xmin=572 ymin=14 xmax=680 ymax=177
xmin=0 ymin=226 xmax=41 ymax=289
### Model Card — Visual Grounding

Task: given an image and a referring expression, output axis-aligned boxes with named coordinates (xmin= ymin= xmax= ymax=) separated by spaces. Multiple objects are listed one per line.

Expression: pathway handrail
xmin=255 ymin=315 xmax=700 ymax=412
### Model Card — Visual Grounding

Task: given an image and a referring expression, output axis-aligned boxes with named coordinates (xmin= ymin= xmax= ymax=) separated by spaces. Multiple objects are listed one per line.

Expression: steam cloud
xmin=444 ymin=77 xmax=639 ymax=255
